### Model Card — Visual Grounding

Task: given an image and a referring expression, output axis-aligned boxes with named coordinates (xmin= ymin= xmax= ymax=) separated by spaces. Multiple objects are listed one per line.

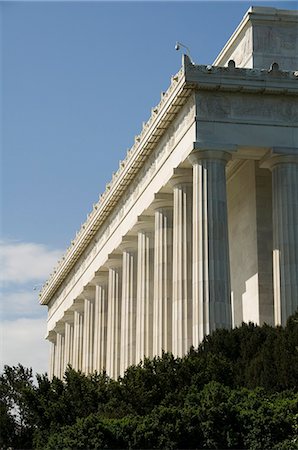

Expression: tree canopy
xmin=1 ymin=312 xmax=298 ymax=449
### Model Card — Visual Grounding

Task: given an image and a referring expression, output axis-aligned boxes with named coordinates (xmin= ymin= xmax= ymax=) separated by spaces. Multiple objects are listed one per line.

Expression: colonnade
xmin=48 ymin=149 xmax=298 ymax=380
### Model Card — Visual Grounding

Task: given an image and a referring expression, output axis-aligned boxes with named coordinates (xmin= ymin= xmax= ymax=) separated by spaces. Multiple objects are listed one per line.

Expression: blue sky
xmin=1 ymin=0 xmax=297 ymax=375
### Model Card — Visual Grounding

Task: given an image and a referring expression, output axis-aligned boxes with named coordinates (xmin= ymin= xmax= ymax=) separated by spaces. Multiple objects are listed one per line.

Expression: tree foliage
xmin=1 ymin=311 xmax=298 ymax=449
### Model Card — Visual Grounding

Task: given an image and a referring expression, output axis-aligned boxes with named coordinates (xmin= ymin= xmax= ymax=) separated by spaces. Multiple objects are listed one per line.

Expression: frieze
xmin=197 ymin=91 xmax=298 ymax=124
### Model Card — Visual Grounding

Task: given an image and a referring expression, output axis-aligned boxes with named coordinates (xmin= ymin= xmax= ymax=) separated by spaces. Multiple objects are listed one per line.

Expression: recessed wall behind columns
xmin=227 ymin=160 xmax=273 ymax=326
xmin=255 ymin=165 xmax=273 ymax=325
xmin=227 ymin=160 xmax=258 ymax=326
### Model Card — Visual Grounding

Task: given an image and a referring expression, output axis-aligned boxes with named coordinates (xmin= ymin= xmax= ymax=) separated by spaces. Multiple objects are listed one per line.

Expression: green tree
xmin=1 ymin=310 xmax=298 ymax=449
xmin=0 ymin=364 xmax=35 ymax=449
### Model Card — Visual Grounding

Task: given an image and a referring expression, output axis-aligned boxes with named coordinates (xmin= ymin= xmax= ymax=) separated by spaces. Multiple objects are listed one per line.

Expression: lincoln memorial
xmin=40 ymin=6 xmax=298 ymax=380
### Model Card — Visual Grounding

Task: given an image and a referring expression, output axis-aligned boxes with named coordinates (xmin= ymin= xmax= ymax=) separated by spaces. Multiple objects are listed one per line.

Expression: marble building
xmin=40 ymin=6 xmax=298 ymax=379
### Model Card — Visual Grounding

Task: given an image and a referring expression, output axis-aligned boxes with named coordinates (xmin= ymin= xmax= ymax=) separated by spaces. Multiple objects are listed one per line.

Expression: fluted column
xmin=262 ymin=153 xmax=298 ymax=325
xmin=135 ymin=216 xmax=154 ymax=362
xmin=49 ymin=341 xmax=56 ymax=379
xmin=48 ymin=331 xmax=56 ymax=380
xmin=53 ymin=335 xmax=59 ymax=378
xmin=72 ymin=299 xmax=84 ymax=371
xmin=119 ymin=236 xmax=138 ymax=376
xmin=63 ymin=312 xmax=74 ymax=372
xmin=152 ymin=193 xmax=173 ymax=356
xmin=54 ymin=333 xmax=61 ymax=378
xmin=105 ymin=255 xmax=122 ymax=379
xmin=82 ymin=287 xmax=95 ymax=374
xmin=60 ymin=333 xmax=65 ymax=378
xmin=170 ymin=169 xmax=193 ymax=357
xmin=92 ymin=272 xmax=108 ymax=373
xmin=55 ymin=323 xmax=65 ymax=379
xmin=189 ymin=149 xmax=232 ymax=347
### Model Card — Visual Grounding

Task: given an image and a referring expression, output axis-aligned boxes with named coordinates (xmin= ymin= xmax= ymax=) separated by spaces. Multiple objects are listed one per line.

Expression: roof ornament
xmin=33 ymin=283 xmax=43 ymax=291
xmin=269 ymin=62 xmax=279 ymax=73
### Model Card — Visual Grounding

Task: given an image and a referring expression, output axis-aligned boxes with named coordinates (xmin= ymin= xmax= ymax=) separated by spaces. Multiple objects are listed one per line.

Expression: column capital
xmin=103 ymin=253 xmax=122 ymax=269
xmin=260 ymin=148 xmax=298 ymax=170
xmin=70 ymin=297 xmax=85 ymax=312
xmin=149 ymin=193 xmax=173 ymax=211
xmin=132 ymin=215 xmax=154 ymax=234
xmin=188 ymin=142 xmax=236 ymax=166
xmin=54 ymin=321 xmax=65 ymax=335
xmin=61 ymin=311 xmax=74 ymax=324
xmin=77 ymin=286 xmax=95 ymax=302
xmin=189 ymin=150 xmax=232 ymax=166
xmin=119 ymin=235 xmax=138 ymax=252
xmin=47 ymin=329 xmax=57 ymax=343
xmin=169 ymin=168 xmax=193 ymax=188
xmin=91 ymin=270 xmax=109 ymax=286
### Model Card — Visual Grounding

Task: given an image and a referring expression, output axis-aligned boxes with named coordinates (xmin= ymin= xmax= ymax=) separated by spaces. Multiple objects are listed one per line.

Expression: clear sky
xmin=1 ymin=0 xmax=297 ymax=376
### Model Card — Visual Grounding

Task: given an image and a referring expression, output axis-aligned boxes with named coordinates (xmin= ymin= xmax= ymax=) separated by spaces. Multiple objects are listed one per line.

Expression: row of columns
xmin=48 ymin=149 xmax=298 ymax=380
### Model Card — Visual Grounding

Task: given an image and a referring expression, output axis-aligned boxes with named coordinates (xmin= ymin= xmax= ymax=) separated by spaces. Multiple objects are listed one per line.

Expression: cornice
xmin=184 ymin=57 xmax=298 ymax=95
xmin=40 ymin=56 xmax=298 ymax=305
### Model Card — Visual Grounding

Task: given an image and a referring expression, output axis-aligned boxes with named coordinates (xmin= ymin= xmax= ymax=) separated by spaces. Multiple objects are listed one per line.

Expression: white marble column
xmin=55 ymin=324 xmax=65 ymax=379
xmin=48 ymin=331 xmax=56 ymax=380
xmin=152 ymin=193 xmax=173 ymax=356
xmin=72 ymin=300 xmax=84 ymax=371
xmin=49 ymin=341 xmax=56 ymax=380
xmin=105 ymin=255 xmax=122 ymax=379
xmin=63 ymin=313 xmax=74 ymax=372
xmin=92 ymin=272 xmax=108 ymax=373
xmin=189 ymin=149 xmax=232 ymax=347
xmin=54 ymin=332 xmax=61 ymax=378
xmin=135 ymin=216 xmax=154 ymax=362
xmin=120 ymin=236 xmax=138 ymax=376
xmin=82 ymin=287 xmax=95 ymax=375
xmin=170 ymin=169 xmax=193 ymax=357
xmin=263 ymin=153 xmax=298 ymax=325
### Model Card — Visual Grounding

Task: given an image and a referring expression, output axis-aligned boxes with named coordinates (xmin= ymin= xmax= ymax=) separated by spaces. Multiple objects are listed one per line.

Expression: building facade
xmin=40 ymin=7 xmax=298 ymax=379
